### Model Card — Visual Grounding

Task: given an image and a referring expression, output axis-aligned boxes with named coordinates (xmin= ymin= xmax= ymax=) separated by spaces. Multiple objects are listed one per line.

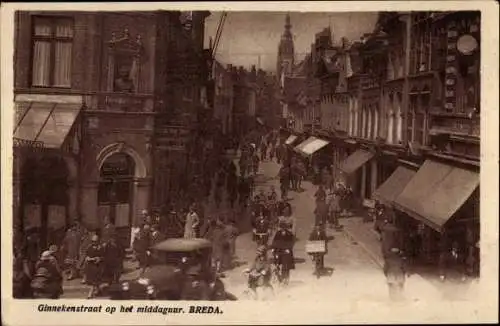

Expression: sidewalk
xmin=339 ymin=214 xmax=481 ymax=300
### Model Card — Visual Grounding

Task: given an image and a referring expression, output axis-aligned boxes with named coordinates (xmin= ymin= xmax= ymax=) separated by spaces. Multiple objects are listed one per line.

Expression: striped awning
xmin=14 ymin=101 xmax=82 ymax=149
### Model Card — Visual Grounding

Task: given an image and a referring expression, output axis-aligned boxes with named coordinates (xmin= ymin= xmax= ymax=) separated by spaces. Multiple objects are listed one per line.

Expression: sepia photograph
xmin=1 ymin=1 xmax=498 ymax=325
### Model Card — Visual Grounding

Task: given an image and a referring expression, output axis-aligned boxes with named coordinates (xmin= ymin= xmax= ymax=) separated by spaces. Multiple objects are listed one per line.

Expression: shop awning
xmin=284 ymin=134 xmax=298 ymax=145
xmin=373 ymin=166 xmax=416 ymax=204
xmin=394 ymin=160 xmax=479 ymax=232
xmin=294 ymin=136 xmax=330 ymax=156
xmin=14 ymin=101 xmax=82 ymax=149
xmin=339 ymin=149 xmax=374 ymax=174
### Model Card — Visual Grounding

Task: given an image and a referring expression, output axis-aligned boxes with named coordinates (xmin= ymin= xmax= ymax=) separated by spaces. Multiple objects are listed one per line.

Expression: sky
xmin=204 ymin=11 xmax=379 ymax=74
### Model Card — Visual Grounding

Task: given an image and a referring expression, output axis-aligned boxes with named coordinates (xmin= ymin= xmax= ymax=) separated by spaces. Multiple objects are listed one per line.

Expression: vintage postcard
xmin=1 ymin=1 xmax=498 ymax=325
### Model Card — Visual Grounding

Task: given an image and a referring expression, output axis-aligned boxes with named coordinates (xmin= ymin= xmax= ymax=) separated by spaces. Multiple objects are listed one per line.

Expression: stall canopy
xmin=294 ymin=136 xmax=330 ymax=156
xmin=339 ymin=149 xmax=374 ymax=174
xmin=284 ymin=134 xmax=298 ymax=145
xmin=14 ymin=101 xmax=82 ymax=149
xmin=373 ymin=166 xmax=416 ymax=205
xmin=394 ymin=160 xmax=479 ymax=232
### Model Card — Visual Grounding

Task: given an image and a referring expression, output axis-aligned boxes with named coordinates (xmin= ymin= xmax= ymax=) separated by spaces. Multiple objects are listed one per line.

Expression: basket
xmin=305 ymin=240 xmax=326 ymax=253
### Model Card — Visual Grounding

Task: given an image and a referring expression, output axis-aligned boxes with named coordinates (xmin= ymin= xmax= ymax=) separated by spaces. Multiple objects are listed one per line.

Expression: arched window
xmin=387 ymin=93 xmax=395 ymax=144
xmin=354 ymin=98 xmax=360 ymax=137
xmin=394 ymin=92 xmax=403 ymax=144
xmin=366 ymin=105 xmax=372 ymax=139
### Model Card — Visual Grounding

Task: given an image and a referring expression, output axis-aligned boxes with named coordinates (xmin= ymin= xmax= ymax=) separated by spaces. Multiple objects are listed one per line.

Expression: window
xmin=31 ymin=16 xmax=73 ymax=88
xmin=410 ymin=13 xmax=432 ymax=74
xmin=407 ymin=90 xmax=429 ymax=145
xmin=394 ymin=93 xmax=403 ymax=144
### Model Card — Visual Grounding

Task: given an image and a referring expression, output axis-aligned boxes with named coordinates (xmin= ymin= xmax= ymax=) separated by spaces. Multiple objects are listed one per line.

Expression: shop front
xmin=13 ymin=95 xmax=82 ymax=249
xmin=392 ymin=159 xmax=480 ymax=276
xmin=293 ymin=136 xmax=331 ymax=183
xmin=338 ymin=149 xmax=375 ymax=203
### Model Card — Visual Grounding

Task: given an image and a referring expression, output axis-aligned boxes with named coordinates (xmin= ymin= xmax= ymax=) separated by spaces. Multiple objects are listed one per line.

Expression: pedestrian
xmin=224 ymin=219 xmax=239 ymax=259
xmin=101 ymin=220 xmax=116 ymax=244
xmin=13 ymin=251 xmax=33 ymax=298
xmin=102 ymin=237 xmax=124 ymax=285
xmin=84 ymin=234 xmax=104 ymax=298
xmin=227 ymin=173 xmax=238 ymax=209
xmin=260 ymin=141 xmax=267 ymax=162
xmin=150 ymin=224 xmax=165 ymax=246
xmin=184 ymin=204 xmax=200 ymax=239
xmin=314 ymin=184 xmax=327 ymax=203
xmin=138 ymin=224 xmax=152 ymax=274
xmin=383 ymin=247 xmax=407 ymax=301
xmin=327 ymin=192 xmax=341 ymax=230
xmin=78 ymin=228 xmax=93 ymax=284
xmin=278 ymin=166 xmax=290 ymax=201
xmin=323 ymin=167 xmax=333 ymax=192
xmin=278 ymin=203 xmax=296 ymax=238
xmin=61 ymin=223 xmax=82 ymax=280
xmin=252 ymin=152 xmax=260 ymax=175
xmin=24 ymin=231 xmax=41 ymax=278
xmin=380 ymin=217 xmax=402 ymax=259
xmin=314 ymin=197 xmax=329 ymax=227
xmin=276 ymin=143 xmax=282 ymax=164
xmin=31 ymin=250 xmax=64 ymax=299
xmin=210 ymin=218 xmax=227 ymax=274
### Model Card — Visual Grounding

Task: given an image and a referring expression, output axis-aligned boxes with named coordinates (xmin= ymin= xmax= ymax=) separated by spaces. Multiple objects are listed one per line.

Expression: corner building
xmin=13 ymin=11 xmax=210 ymax=248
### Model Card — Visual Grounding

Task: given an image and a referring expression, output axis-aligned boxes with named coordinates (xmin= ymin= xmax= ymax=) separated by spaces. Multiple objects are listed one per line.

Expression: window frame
xmin=30 ymin=15 xmax=74 ymax=88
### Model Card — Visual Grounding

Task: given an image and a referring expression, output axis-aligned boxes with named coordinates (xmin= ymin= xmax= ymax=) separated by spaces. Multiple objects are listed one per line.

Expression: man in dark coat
xmin=102 ymin=237 xmax=124 ymax=285
xmin=314 ymin=198 xmax=329 ymax=227
xmin=278 ymin=166 xmax=290 ymax=200
xmin=134 ymin=224 xmax=151 ymax=275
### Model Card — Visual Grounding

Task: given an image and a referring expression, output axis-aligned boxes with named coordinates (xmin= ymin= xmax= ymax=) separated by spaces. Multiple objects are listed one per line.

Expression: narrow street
xmin=221 ymin=156 xmax=451 ymax=302
xmin=222 ymin=157 xmax=386 ymax=301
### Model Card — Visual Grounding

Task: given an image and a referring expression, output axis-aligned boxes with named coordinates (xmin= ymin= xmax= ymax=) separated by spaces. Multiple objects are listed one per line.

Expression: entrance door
xmin=21 ymin=155 xmax=69 ymax=249
xmin=98 ymin=153 xmax=135 ymax=246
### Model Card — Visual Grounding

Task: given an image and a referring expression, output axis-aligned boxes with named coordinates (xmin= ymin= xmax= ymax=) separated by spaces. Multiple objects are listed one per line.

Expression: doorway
xmin=98 ymin=152 xmax=135 ymax=246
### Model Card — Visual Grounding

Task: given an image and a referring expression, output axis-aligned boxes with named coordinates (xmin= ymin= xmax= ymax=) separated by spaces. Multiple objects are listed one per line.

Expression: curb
xmin=341 ymin=227 xmax=384 ymax=268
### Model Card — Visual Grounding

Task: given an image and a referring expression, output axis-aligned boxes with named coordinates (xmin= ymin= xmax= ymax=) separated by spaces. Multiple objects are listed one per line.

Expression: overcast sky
xmin=204 ymin=11 xmax=378 ymax=73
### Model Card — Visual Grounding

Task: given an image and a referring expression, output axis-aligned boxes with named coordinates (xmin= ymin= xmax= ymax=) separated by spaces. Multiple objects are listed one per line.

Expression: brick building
xmin=13 ymin=10 xmax=211 ymax=248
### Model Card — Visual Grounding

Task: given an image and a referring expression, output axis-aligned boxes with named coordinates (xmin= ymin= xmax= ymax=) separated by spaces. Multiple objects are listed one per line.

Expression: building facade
xmin=317 ymin=11 xmax=480 ymax=274
xmin=13 ymin=11 xmax=211 ymax=248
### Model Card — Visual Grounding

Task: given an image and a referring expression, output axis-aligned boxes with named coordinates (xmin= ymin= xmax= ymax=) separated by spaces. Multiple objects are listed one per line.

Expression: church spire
xmin=285 ymin=13 xmax=291 ymax=30
xmin=277 ymin=12 xmax=295 ymax=77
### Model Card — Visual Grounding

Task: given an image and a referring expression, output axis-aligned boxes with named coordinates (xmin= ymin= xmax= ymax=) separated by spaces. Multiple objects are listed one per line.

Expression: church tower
xmin=277 ymin=13 xmax=295 ymax=79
